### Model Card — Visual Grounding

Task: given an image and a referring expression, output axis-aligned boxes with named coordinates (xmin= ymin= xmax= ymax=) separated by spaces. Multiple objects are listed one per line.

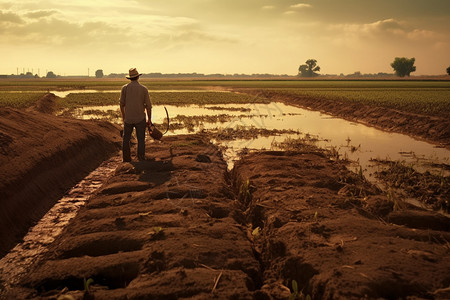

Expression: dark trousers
xmin=122 ymin=119 xmax=147 ymax=161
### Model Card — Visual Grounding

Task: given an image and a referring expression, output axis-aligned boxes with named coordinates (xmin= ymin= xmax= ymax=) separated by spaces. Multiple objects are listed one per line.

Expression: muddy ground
xmin=239 ymin=89 xmax=450 ymax=149
xmin=0 ymin=95 xmax=122 ymax=256
xmin=2 ymin=133 xmax=449 ymax=299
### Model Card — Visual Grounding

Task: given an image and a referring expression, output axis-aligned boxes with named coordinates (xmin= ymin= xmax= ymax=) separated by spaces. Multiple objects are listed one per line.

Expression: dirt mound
xmin=28 ymin=93 xmax=57 ymax=114
xmin=0 ymin=107 xmax=121 ymax=257
xmin=242 ymin=89 xmax=450 ymax=149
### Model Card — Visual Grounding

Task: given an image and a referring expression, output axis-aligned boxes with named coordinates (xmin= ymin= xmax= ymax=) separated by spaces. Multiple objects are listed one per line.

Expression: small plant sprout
xmin=358 ymin=166 xmax=364 ymax=180
xmin=153 ymin=226 xmax=163 ymax=234
xmin=238 ymin=178 xmax=252 ymax=205
xmin=83 ymin=277 xmax=94 ymax=293
xmin=252 ymin=227 xmax=261 ymax=237
xmin=346 ymin=137 xmax=351 ymax=146
xmin=289 ymin=279 xmax=312 ymax=300
xmin=289 ymin=280 xmax=299 ymax=300
xmin=148 ymin=226 xmax=165 ymax=240
xmin=313 ymin=211 xmax=318 ymax=223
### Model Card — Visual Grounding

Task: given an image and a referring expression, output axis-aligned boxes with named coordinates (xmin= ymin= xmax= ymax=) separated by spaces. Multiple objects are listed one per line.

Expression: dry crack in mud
xmin=2 ymin=134 xmax=450 ymax=299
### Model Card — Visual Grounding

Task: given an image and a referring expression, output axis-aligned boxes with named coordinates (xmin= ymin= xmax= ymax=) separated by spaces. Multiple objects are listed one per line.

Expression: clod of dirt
xmin=196 ymin=154 xmax=212 ymax=163
xmin=388 ymin=210 xmax=450 ymax=231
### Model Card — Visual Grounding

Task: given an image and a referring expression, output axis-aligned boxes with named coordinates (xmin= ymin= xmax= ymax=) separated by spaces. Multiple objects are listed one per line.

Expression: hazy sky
xmin=1 ymin=0 xmax=449 ymax=76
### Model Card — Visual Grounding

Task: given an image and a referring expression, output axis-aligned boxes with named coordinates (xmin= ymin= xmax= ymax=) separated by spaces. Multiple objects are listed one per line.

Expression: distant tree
xmin=391 ymin=57 xmax=416 ymax=77
xmin=95 ymin=69 xmax=104 ymax=78
xmin=46 ymin=71 xmax=57 ymax=78
xmin=447 ymin=66 xmax=450 ymax=75
xmin=298 ymin=59 xmax=320 ymax=77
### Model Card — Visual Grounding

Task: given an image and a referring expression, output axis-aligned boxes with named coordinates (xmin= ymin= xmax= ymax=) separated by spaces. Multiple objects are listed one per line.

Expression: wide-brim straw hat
xmin=126 ymin=68 xmax=142 ymax=79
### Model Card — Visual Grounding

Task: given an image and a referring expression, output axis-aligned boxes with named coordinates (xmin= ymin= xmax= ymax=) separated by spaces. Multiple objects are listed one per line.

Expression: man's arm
xmin=144 ymin=89 xmax=152 ymax=125
xmin=146 ymin=107 xmax=152 ymax=125
xmin=119 ymin=85 xmax=126 ymax=122
xmin=120 ymin=105 xmax=125 ymax=122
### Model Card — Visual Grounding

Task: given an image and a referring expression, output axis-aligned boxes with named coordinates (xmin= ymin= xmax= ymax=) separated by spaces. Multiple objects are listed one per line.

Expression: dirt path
xmin=0 ymin=106 xmax=121 ymax=257
xmin=239 ymin=89 xmax=450 ymax=149
xmin=3 ymin=135 xmax=449 ymax=299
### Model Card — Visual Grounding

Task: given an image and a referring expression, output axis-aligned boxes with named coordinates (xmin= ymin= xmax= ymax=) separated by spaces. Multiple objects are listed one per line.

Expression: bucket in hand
xmin=148 ymin=124 xmax=163 ymax=140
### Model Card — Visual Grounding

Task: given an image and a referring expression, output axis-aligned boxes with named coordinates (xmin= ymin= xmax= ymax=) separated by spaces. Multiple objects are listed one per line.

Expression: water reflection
xmin=70 ymin=102 xmax=449 ymax=182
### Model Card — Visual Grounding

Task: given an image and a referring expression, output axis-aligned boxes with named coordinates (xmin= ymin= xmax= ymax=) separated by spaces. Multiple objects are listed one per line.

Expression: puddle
xmin=0 ymin=155 xmax=121 ymax=289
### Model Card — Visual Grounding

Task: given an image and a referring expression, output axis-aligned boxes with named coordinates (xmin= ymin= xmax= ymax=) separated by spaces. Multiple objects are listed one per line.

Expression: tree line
xmin=298 ymin=58 xmax=450 ymax=77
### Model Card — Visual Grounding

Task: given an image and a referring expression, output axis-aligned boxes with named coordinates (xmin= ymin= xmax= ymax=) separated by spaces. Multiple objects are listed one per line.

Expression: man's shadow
xmin=131 ymin=147 xmax=175 ymax=186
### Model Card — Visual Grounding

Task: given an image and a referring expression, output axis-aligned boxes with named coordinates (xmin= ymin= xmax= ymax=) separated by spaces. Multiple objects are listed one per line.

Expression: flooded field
xmin=1 ymin=82 xmax=449 ymax=299
xmin=63 ymin=99 xmax=449 ymax=179
xmin=56 ymin=88 xmax=449 ymax=215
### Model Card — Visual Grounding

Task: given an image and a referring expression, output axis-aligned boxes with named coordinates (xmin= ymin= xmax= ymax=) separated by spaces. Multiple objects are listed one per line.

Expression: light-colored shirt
xmin=119 ymin=81 xmax=152 ymax=124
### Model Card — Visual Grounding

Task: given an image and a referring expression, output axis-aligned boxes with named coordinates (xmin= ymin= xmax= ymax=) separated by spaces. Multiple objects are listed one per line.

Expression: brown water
xmin=71 ymin=102 xmax=449 ymax=179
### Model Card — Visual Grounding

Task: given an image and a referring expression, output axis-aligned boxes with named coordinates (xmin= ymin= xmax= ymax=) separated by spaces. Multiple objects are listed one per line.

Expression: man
xmin=120 ymin=68 xmax=152 ymax=162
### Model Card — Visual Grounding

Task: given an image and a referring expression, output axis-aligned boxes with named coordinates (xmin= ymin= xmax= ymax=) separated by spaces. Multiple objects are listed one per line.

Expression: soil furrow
xmin=232 ymin=150 xmax=450 ymax=299
xmin=3 ymin=135 xmax=262 ymax=299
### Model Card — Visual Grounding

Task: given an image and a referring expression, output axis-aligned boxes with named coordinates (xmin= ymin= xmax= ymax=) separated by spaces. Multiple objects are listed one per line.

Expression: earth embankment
xmin=0 ymin=106 xmax=121 ymax=257
xmin=240 ymin=89 xmax=450 ymax=149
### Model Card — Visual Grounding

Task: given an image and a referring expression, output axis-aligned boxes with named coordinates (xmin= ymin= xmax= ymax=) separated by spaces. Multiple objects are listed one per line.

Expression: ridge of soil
xmin=233 ymin=151 xmax=450 ymax=299
xmin=3 ymin=135 xmax=449 ymax=299
xmin=240 ymin=89 xmax=450 ymax=149
xmin=0 ymin=105 xmax=121 ymax=257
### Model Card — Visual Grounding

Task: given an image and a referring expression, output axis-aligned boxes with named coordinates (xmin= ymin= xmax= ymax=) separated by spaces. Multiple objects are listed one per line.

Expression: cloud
xmin=0 ymin=10 xmax=25 ymax=24
xmin=406 ymin=29 xmax=440 ymax=41
xmin=290 ymin=3 xmax=312 ymax=9
xmin=0 ymin=14 xmax=131 ymax=47
xmin=284 ymin=11 xmax=296 ymax=15
xmin=261 ymin=5 xmax=275 ymax=10
xmin=328 ymin=18 xmax=438 ymax=40
xmin=0 ymin=8 xmax=236 ymax=52
xmin=24 ymin=10 xmax=58 ymax=19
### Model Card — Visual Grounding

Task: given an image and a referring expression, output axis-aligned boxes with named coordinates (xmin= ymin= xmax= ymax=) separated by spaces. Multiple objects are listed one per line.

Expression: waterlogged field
xmin=264 ymin=88 xmax=450 ymax=118
xmin=0 ymin=79 xmax=449 ymax=118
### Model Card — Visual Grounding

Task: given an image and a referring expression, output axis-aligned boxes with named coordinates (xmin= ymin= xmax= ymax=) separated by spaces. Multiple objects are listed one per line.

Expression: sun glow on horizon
xmin=1 ymin=0 xmax=449 ymax=76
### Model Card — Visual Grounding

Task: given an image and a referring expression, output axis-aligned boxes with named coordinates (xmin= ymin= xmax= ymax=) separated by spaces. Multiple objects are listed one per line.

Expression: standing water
xmin=59 ymin=101 xmax=449 ymax=177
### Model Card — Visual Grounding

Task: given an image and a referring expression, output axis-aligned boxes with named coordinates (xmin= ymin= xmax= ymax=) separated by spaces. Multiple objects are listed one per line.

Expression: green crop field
xmin=56 ymin=91 xmax=268 ymax=108
xmin=0 ymin=92 xmax=47 ymax=108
